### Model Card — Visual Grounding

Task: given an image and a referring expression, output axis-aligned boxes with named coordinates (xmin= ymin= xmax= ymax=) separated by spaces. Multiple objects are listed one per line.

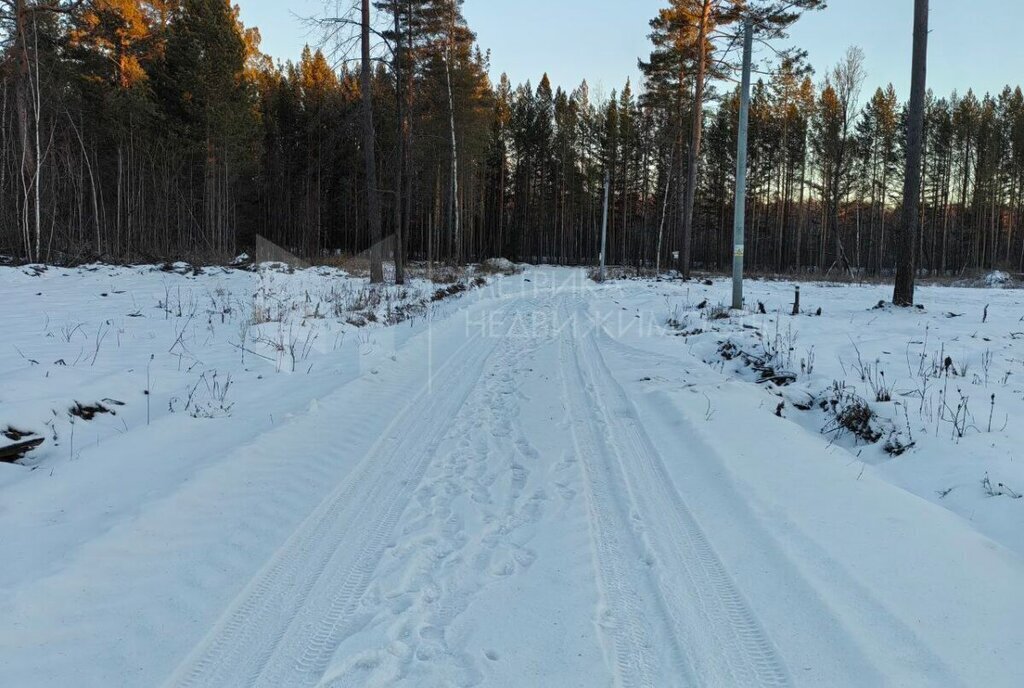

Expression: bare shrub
xmin=821 ymin=382 xmax=883 ymax=444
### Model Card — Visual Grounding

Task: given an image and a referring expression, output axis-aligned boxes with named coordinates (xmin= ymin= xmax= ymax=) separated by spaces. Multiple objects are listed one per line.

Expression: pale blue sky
xmin=236 ymin=1 xmax=1020 ymax=100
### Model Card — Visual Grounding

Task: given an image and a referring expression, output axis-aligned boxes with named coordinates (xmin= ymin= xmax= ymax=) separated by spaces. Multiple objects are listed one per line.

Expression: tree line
xmin=0 ymin=0 xmax=1015 ymax=283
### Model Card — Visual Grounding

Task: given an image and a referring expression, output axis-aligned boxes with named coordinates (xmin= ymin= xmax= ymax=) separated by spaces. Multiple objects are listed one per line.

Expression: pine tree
xmin=358 ymin=0 xmax=384 ymax=282
xmin=894 ymin=0 xmax=929 ymax=305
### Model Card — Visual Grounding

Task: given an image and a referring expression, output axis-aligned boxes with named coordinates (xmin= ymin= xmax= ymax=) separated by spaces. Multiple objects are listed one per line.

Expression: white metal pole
xmin=732 ymin=18 xmax=754 ymax=310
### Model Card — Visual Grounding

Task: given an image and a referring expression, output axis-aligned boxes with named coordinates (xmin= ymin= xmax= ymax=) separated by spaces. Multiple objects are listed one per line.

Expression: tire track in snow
xmin=165 ymin=301 xmax=518 ymax=688
xmin=562 ymin=295 xmax=791 ymax=686
xmin=581 ymin=327 xmax=789 ymax=686
xmin=559 ymin=299 xmax=663 ymax=688
xmin=589 ymin=296 xmax=967 ymax=686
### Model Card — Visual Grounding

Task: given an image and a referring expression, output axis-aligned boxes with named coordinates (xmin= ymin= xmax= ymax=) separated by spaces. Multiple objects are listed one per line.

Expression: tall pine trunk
xmin=362 ymin=0 xmax=384 ymax=283
xmin=678 ymin=0 xmax=711 ymax=279
xmin=444 ymin=40 xmax=460 ymax=263
xmin=392 ymin=1 xmax=407 ymax=284
xmin=894 ymin=0 xmax=929 ymax=306
xmin=14 ymin=0 xmax=36 ymax=261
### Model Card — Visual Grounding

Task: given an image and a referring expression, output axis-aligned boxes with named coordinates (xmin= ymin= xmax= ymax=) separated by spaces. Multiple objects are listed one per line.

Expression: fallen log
xmin=0 ymin=438 xmax=44 ymax=464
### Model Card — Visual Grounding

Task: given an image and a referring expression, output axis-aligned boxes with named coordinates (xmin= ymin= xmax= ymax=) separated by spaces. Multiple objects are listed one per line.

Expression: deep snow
xmin=1 ymin=265 xmax=1022 ymax=687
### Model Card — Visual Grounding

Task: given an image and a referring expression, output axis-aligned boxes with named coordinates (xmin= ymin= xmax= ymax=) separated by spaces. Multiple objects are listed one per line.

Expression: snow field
xmin=1 ymin=265 xmax=1023 ymax=687
xmin=627 ymin=275 xmax=1024 ymax=556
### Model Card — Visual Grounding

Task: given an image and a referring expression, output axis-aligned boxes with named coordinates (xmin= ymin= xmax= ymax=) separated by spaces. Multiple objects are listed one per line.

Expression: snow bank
xmin=479 ymin=257 xmax=522 ymax=276
xmin=983 ymin=270 xmax=1016 ymax=288
xmin=952 ymin=269 xmax=1020 ymax=289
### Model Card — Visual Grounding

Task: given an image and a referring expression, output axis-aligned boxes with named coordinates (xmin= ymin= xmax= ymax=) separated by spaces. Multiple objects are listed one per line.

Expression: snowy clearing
xmin=2 ymin=266 xmax=1023 ymax=687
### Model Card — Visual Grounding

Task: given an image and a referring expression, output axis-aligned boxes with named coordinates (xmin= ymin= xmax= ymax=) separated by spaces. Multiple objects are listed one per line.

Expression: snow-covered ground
xmin=1 ymin=265 xmax=1022 ymax=687
xmin=646 ymin=275 xmax=1024 ymax=555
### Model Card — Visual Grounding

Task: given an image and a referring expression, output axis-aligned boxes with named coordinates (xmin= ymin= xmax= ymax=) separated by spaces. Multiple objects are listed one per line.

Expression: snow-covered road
xmin=4 ymin=267 xmax=1024 ymax=687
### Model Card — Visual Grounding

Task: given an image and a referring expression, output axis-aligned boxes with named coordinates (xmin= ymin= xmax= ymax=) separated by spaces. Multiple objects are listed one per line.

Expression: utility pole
xmin=600 ymin=169 xmax=610 ymax=282
xmin=732 ymin=17 xmax=754 ymax=311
